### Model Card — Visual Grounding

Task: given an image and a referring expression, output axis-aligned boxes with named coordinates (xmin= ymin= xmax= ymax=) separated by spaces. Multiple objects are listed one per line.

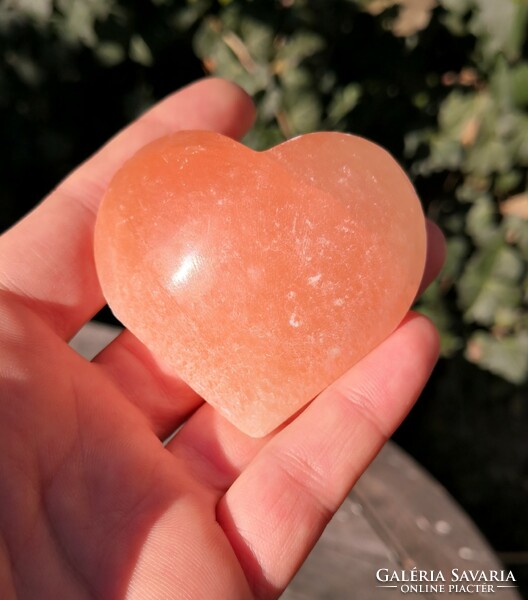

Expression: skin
xmin=0 ymin=78 xmax=445 ymax=600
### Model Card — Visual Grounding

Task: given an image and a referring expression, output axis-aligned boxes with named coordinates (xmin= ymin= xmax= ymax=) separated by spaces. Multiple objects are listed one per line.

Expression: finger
xmin=93 ymin=329 xmax=205 ymax=439
xmin=417 ymin=220 xmax=445 ymax=298
xmin=166 ymin=403 xmax=272 ymax=493
xmin=0 ymin=78 xmax=256 ymax=340
xmin=216 ymin=313 xmax=439 ymax=598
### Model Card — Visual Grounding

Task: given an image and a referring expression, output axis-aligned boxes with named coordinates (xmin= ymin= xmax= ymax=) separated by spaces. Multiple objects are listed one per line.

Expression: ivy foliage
xmin=195 ymin=0 xmax=528 ymax=385
xmin=1 ymin=0 xmax=527 ymax=383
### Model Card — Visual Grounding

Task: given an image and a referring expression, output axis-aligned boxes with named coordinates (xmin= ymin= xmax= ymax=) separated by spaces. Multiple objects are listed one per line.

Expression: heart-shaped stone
xmin=94 ymin=131 xmax=426 ymax=437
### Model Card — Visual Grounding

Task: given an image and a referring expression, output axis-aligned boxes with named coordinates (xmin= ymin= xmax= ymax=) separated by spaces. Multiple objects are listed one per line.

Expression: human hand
xmin=0 ymin=78 xmax=444 ymax=599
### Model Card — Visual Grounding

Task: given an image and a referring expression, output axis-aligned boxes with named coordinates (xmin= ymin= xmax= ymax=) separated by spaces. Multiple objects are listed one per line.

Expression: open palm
xmin=0 ymin=78 xmax=443 ymax=600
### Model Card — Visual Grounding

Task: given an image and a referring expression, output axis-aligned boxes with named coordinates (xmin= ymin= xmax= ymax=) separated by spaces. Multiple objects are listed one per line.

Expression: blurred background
xmin=1 ymin=0 xmax=527 ymax=595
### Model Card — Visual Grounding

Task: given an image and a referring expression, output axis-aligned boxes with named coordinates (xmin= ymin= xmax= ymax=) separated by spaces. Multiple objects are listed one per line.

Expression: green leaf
xmin=510 ymin=63 xmax=528 ymax=108
xmin=443 ymin=235 xmax=470 ymax=282
xmin=465 ymin=138 xmax=512 ymax=176
xmin=54 ymin=0 xmax=115 ymax=47
xmin=170 ymin=1 xmax=212 ymax=31
xmin=466 ymin=331 xmax=528 ymax=384
xmin=193 ymin=16 xmax=271 ymax=93
xmin=95 ymin=41 xmax=126 ymax=67
xmin=465 ymin=195 xmax=498 ymax=247
xmin=469 ymin=0 xmax=528 ymax=64
xmin=502 ymin=214 xmax=528 ymax=260
xmin=326 ymin=84 xmax=362 ymax=127
xmin=458 ymin=237 xmax=524 ymax=326
xmin=439 ymin=0 xmax=473 ymax=15
xmin=276 ymin=30 xmax=325 ymax=65
xmin=239 ymin=16 xmax=275 ymax=63
xmin=439 ymin=0 xmax=473 ymax=36
xmin=418 ymin=90 xmax=489 ymax=174
xmin=129 ymin=34 xmax=153 ymax=67
xmin=278 ymin=64 xmax=313 ymax=91
xmin=1 ymin=0 xmax=53 ymax=22
xmin=494 ymin=170 xmax=523 ymax=196
xmin=284 ymin=91 xmax=322 ymax=134
xmin=438 ymin=90 xmax=480 ymax=132
xmin=424 ymin=137 xmax=464 ymax=172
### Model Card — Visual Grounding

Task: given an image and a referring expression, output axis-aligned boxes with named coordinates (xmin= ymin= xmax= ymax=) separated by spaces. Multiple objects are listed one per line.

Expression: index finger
xmin=0 ymin=78 xmax=256 ymax=339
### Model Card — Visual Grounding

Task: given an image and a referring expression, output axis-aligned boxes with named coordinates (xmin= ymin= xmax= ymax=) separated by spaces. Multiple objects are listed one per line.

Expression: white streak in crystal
xmin=292 ymin=214 xmax=298 ymax=236
xmin=289 ymin=313 xmax=301 ymax=328
xmin=308 ymin=274 xmax=322 ymax=286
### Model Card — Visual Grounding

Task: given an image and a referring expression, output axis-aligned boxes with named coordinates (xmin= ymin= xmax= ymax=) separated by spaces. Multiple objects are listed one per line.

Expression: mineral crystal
xmin=94 ymin=131 xmax=426 ymax=437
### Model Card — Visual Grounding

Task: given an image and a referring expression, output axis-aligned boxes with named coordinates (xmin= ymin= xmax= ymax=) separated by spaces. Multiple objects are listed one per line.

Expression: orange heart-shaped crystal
xmin=94 ymin=131 xmax=426 ymax=436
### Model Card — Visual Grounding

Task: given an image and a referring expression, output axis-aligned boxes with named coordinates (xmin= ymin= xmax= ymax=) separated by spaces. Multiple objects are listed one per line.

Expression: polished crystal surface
xmin=94 ymin=131 xmax=426 ymax=437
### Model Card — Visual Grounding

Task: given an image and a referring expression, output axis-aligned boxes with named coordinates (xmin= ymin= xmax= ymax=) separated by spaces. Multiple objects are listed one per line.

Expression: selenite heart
xmin=94 ymin=131 xmax=426 ymax=437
